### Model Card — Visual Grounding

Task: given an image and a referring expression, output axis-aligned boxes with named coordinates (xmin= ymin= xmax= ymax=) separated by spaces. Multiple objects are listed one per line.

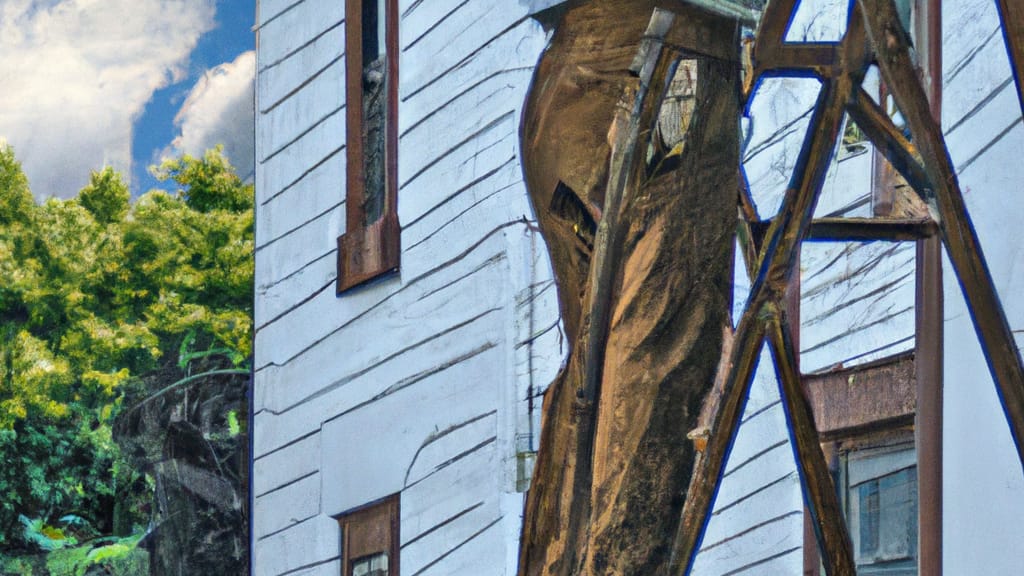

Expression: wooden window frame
xmin=338 ymin=0 xmax=400 ymax=294
xmin=337 ymin=494 xmax=400 ymax=576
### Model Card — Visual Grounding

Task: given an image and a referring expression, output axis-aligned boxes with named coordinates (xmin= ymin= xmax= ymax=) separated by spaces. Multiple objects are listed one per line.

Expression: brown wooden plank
xmin=803 ymin=353 xmax=917 ymax=437
xmin=669 ymin=307 xmax=766 ymax=574
xmin=580 ymin=8 xmax=675 ymax=405
xmin=915 ymin=2 xmax=943 ymax=571
xmin=846 ymin=87 xmax=932 ymax=199
xmin=756 ymin=43 xmax=840 ymax=78
xmin=672 ymin=78 xmax=851 ymax=575
xmin=672 ymin=8 xmax=874 ymax=571
xmin=806 ymin=216 xmax=936 ymax=241
xmin=860 ymin=0 xmax=1024 ymax=470
xmin=996 ymin=0 xmax=1024 ymax=117
xmin=768 ymin=315 xmax=856 ymax=576
xmin=916 ymin=235 xmax=944 ymax=576
xmin=750 ymin=216 xmax=936 ymax=243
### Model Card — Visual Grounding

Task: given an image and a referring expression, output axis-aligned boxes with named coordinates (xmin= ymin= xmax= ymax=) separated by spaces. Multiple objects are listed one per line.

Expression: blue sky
xmin=0 ymin=0 xmax=256 ymax=199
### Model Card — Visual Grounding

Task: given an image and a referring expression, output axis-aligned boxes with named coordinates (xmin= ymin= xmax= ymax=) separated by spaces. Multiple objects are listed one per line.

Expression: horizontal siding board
xmin=400 ymin=0 xmax=468 ymax=51
xmin=253 ymin=430 xmax=321 ymax=496
xmin=401 ymin=1 xmax=528 ymax=100
xmin=258 ymin=104 xmax=345 ymax=208
xmin=258 ymin=0 xmax=303 ymax=28
xmin=254 ymin=472 xmax=321 ymax=540
xmin=258 ymin=0 xmax=343 ymax=68
xmin=702 ymin=473 xmax=803 ymax=549
xmin=948 ymin=82 xmax=1021 ymax=173
xmin=800 ymin=241 xmax=916 ymax=372
xmin=401 ymin=447 xmax=499 ymax=546
xmin=743 ymin=345 xmax=783 ymax=416
xmin=406 ymin=514 xmax=504 ymax=575
xmin=402 ymin=19 xmax=546 ymax=128
xmin=942 ymin=0 xmax=1009 ymax=125
xmin=256 ymin=148 xmax=344 ymax=250
xmin=742 ymin=77 xmax=821 ymax=219
xmin=398 ymin=87 xmax=524 ymax=192
xmin=253 ymin=515 xmax=339 ymax=576
xmin=723 ymin=404 xmax=792 ymax=475
xmin=811 ymin=144 xmax=873 ymax=218
xmin=278 ymin=559 xmax=342 ymax=576
xmin=255 ymin=231 xmax=508 ymax=384
xmin=259 ymin=57 xmax=345 ymax=159
xmin=255 ymin=326 xmax=504 ymax=457
xmin=319 ymin=356 xmax=502 ymax=514
xmin=693 ymin=513 xmax=803 ymax=576
xmin=399 ymin=114 xmax=518 ymax=226
xmin=716 ymin=441 xmax=799 ymax=512
xmin=255 ymin=202 xmax=343 ymax=291
xmin=255 ymin=252 xmax=335 ymax=330
xmin=404 ymin=412 xmax=498 ymax=487
xmin=258 ymin=22 xmax=344 ymax=113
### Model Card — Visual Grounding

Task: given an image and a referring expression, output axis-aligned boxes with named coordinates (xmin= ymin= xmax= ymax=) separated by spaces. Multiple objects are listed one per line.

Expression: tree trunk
xmin=518 ymin=2 xmax=740 ymax=574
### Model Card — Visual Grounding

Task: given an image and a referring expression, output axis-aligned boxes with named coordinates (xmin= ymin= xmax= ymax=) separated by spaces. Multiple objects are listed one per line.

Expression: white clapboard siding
xmin=252 ymin=430 xmax=320 ymax=497
xmin=800 ymin=241 xmax=917 ymax=372
xmin=253 ymin=1 xmax=560 ymax=572
xmin=940 ymin=0 xmax=1024 ymax=572
xmin=254 ymin=472 xmax=321 ymax=540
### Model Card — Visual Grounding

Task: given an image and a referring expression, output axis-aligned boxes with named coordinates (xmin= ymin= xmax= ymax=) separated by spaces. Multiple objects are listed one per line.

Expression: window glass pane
xmin=846 ymin=445 xmax=918 ymax=574
xmin=352 ymin=552 xmax=389 ymax=576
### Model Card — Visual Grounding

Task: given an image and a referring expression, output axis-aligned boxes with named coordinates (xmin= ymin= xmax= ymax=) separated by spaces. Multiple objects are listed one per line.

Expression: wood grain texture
xmin=518 ymin=2 xmax=740 ymax=574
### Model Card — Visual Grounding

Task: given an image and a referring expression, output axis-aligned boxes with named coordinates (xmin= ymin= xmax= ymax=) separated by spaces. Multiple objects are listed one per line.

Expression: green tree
xmin=0 ymin=144 xmax=252 ymax=561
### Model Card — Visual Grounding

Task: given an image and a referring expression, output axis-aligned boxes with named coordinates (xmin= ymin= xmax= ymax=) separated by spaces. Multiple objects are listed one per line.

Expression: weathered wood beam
xmin=750 ymin=216 xmax=936 ymax=243
xmin=846 ymin=87 xmax=932 ymax=199
xmin=671 ymin=7 xmax=873 ymax=571
xmin=580 ymin=9 xmax=675 ymax=404
xmin=563 ymin=9 xmax=678 ymax=565
xmin=735 ymin=216 xmax=857 ymax=576
xmin=671 ymin=77 xmax=851 ymax=575
xmin=804 ymin=216 xmax=935 ymax=241
xmin=766 ymin=314 xmax=856 ymax=576
xmin=860 ymin=0 xmax=1024 ymax=469
xmin=916 ymin=235 xmax=944 ymax=576
xmin=669 ymin=304 xmax=766 ymax=574
xmin=752 ymin=0 xmax=798 ymax=66
xmin=757 ymin=43 xmax=840 ymax=78
xmin=996 ymin=0 xmax=1024 ymax=117
xmin=803 ymin=352 xmax=917 ymax=438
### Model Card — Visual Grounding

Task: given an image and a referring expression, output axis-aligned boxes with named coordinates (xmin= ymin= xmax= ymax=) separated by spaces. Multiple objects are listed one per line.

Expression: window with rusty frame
xmin=337 ymin=494 xmax=400 ymax=576
xmin=338 ymin=0 xmax=400 ymax=293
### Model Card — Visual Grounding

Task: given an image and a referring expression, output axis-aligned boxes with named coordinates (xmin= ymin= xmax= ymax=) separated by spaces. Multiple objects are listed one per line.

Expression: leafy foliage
xmin=0 ymin=144 xmax=253 ymax=563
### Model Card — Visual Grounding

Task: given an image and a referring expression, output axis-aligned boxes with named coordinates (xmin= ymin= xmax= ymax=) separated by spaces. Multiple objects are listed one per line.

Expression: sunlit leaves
xmin=0 ymin=144 xmax=252 ymax=545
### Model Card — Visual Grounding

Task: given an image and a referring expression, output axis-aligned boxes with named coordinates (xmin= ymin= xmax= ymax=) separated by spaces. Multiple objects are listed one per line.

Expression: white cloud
xmin=168 ymin=50 xmax=255 ymax=181
xmin=0 ymin=0 xmax=216 ymax=199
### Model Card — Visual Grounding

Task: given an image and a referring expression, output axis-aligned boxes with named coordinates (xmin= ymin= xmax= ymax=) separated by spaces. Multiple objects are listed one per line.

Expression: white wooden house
xmin=251 ymin=0 xmax=1024 ymax=574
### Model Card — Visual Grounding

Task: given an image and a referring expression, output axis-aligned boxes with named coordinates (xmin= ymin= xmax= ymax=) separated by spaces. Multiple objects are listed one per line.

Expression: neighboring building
xmin=252 ymin=1 xmax=1024 ymax=575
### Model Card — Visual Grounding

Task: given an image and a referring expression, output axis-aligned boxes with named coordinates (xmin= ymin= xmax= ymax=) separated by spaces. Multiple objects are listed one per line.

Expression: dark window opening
xmin=361 ymin=0 xmax=386 ymax=225
xmin=339 ymin=0 xmax=399 ymax=293
xmin=351 ymin=552 xmax=389 ymax=576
